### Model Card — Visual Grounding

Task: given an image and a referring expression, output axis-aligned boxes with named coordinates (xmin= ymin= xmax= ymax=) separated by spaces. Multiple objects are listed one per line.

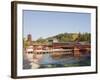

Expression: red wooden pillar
xmin=74 ymin=47 xmax=81 ymax=58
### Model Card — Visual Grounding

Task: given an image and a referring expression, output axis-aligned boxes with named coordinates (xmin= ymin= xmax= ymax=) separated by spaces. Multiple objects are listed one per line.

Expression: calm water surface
xmin=23 ymin=52 xmax=91 ymax=69
xmin=39 ymin=53 xmax=91 ymax=68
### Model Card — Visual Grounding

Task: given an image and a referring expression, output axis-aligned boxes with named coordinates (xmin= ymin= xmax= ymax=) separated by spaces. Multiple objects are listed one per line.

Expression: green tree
xmin=36 ymin=37 xmax=47 ymax=44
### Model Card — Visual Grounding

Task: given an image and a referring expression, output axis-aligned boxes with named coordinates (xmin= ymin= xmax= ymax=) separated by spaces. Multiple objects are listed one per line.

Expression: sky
xmin=23 ymin=10 xmax=91 ymax=40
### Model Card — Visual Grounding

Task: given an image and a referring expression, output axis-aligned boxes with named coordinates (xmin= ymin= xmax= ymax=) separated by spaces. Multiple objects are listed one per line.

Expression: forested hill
xmin=24 ymin=32 xmax=91 ymax=47
xmin=46 ymin=33 xmax=91 ymax=43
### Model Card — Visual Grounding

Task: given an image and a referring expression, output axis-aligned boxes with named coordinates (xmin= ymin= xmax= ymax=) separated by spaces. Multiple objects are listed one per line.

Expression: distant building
xmin=26 ymin=34 xmax=33 ymax=46
xmin=52 ymin=38 xmax=59 ymax=43
xmin=48 ymin=39 xmax=53 ymax=45
xmin=27 ymin=34 xmax=32 ymax=42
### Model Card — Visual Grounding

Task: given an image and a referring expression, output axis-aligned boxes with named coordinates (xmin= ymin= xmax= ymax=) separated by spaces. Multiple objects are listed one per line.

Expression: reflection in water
xmin=40 ymin=53 xmax=90 ymax=68
xmin=23 ymin=52 xmax=91 ymax=69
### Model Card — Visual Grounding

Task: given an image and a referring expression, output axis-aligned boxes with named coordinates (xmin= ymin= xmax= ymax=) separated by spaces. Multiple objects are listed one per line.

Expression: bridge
xmin=25 ymin=43 xmax=91 ymax=57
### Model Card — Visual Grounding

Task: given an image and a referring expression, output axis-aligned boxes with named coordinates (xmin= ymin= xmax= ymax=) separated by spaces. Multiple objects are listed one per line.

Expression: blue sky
xmin=23 ymin=10 xmax=91 ymax=40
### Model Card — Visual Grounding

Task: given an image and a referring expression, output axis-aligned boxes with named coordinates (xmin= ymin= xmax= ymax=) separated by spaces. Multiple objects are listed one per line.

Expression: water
xmin=23 ymin=52 xmax=91 ymax=69
xmin=38 ymin=53 xmax=90 ymax=68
